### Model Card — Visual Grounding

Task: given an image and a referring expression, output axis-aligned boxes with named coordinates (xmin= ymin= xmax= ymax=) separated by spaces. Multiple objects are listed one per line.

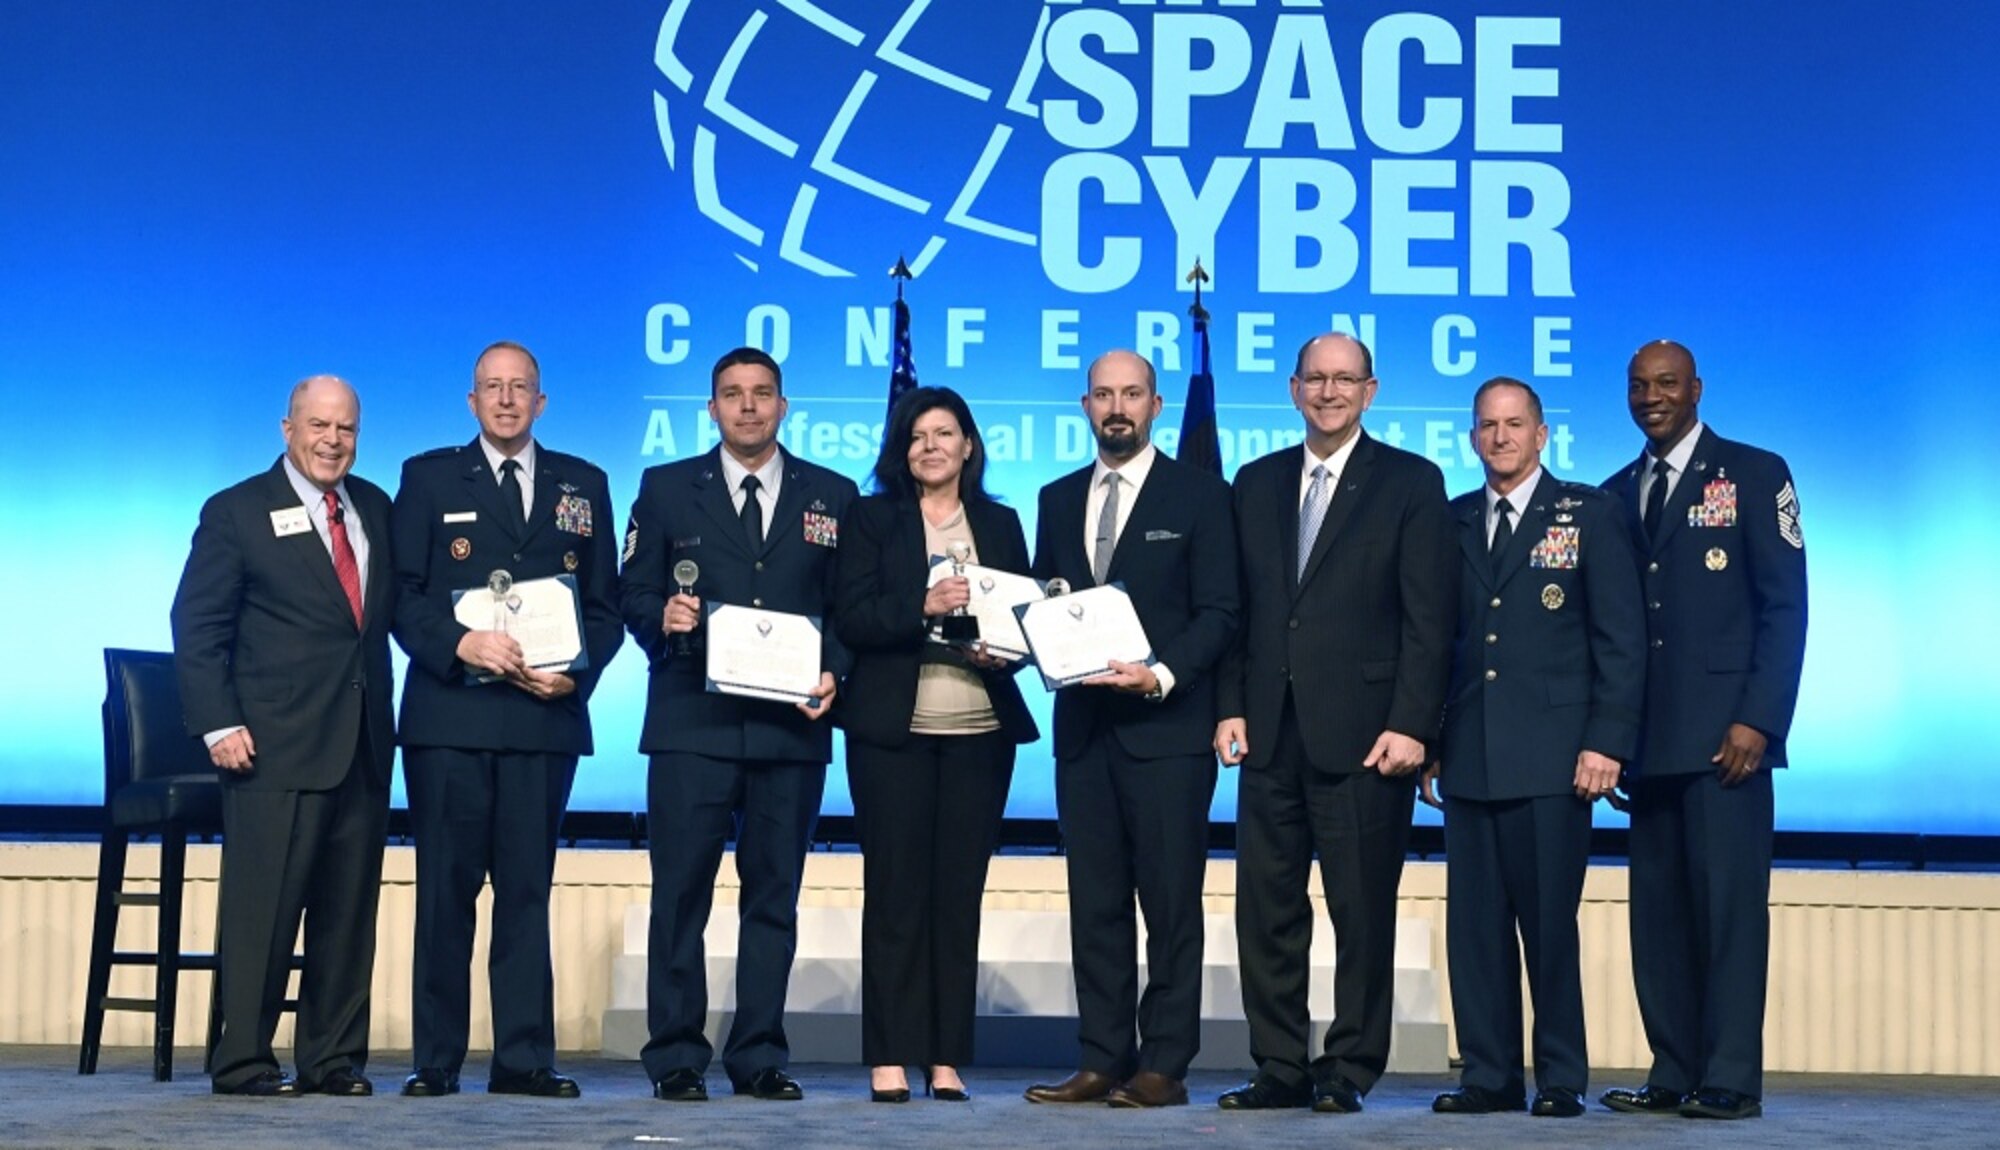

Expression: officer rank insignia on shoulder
xmin=555 ymin=493 xmax=593 ymax=536
xmin=803 ymin=511 xmax=839 ymax=547
xmin=1529 ymin=525 xmax=1579 ymax=569
xmin=1776 ymin=480 xmax=1804 ymax=549
xmin=1689 ymin=473 xmax=1737 ymax=527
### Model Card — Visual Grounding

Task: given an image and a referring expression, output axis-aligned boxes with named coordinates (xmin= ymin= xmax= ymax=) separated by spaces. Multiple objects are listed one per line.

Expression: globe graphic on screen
xmin=650 ymin=1 xmax=1049 ymax=277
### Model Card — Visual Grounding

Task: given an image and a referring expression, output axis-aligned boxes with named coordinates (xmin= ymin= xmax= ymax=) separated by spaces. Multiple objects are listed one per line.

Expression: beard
xmin=1094 ymin=421 xmax=1142 ymax=456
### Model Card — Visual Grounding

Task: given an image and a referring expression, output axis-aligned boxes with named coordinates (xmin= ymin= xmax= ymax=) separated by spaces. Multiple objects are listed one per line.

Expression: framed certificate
xmin=450 ymin=573 xmax=588 ymax=684
xmin=1014 ymin=583 xmax=1155 ymax=691
xmin=925 ymin=558 xmax=1042 ymax=661
xmin=704 ymin=603 xmax=824 ymax=704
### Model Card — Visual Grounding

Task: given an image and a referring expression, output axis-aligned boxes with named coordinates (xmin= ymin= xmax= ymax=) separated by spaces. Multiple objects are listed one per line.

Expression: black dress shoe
xmin=401 ymin=1068 xmax=460 ymax=1097
xmin=304 ymin=1067 xmax=373 ymax=1096
xmin=489 ymin=1068 xmax=581 ymax=1099
xmin=1600 ymin=1083 xmax=1685 ymax=1114
xmin=1432 ymin=1084 xmax=1526 ymax=1113
xmin=1217 ymin=1076 xmax=1311 ymax=1110
xmin=926 ymin=1080 xmax=970 ymax=1102
xmin=1679 ymin=1086 xmax=1761 ymax=1120
xmin=1312 ymin=1075 xmax=1364 ymax=1114
xmin=1532 ymin=1087 xmax=1586 ymax=1117
xmin=871 ymin=1085 xmax=911 ymax=1103
xmin=213 ymin=1071 xmax=300 ymax=1097
xmin=737 ymin=1067 xmax=803 ymax=1100
xmin=652 ymin=1068 xmax=708 ymax=1102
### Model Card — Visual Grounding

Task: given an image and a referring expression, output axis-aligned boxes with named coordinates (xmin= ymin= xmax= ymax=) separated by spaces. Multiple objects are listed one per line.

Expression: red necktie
xmin=324 ymin=489 xmax=364 ymax=628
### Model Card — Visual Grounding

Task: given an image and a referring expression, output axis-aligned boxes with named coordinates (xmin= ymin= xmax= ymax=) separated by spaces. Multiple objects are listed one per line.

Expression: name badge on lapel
xmin=1689 ymin=472 xmax=1737 ymax=528
xmin=270 ymin=507 xmax=311 ymax=537
xmin=555 ymin=493 xmax=593 ymax=536
xmin=1529 ymin=525 xmax=1579 ymax=569
xmin=803 ymin=511 xmax=839 ymax=548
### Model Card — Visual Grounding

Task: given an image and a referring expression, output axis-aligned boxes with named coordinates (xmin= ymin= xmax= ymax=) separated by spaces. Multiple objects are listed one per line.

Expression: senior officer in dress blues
xmin=1419 ymin=377 xmax=1645 ymax=1119
xmin=389 ymin=340 xmax=623 ymax=1099
xmin=621 ymin=346 xmax=856 ymax=1104
xmin=1596 ymin=340 xmax=1808 ymax=1121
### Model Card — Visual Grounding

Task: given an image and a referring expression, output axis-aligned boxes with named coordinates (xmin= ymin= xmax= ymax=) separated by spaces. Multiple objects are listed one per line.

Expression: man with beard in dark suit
xmin=1214 ymin=333 xmax=1456 ymax=1116
xmin=1596 ymin=340 xmax=1807 ymax=1121
xmin=171 ymin=375 xmax=395 ymax=1097
xmin=390 ymin=341 xmax=623 ymax=1099
xmin=1021 ymin=350 xmax=1239 ymax=1110
xmin=1420 ymin=376 xmax=1645 ymax=1119
xmin=621 ymin=346 xmax=856 ymax=1103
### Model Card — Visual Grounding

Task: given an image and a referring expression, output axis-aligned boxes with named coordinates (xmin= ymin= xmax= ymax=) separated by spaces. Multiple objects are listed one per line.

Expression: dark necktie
xmin=1642 ymin=458 xmax=1671 ymax=540
xmin=323 ymin=489 xmax=363 ymax=628
xmin=739 ymin=474 xmax=764 ymax=550
xmin=498 ymin=458 xmax=527 ymax=534
xmin=1490 ymin=495 xmax=1515 ymax=576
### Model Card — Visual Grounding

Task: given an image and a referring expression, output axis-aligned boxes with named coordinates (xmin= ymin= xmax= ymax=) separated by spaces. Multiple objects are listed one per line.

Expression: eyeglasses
xmin=1296 ymin=373 xmax=1370 ymax=393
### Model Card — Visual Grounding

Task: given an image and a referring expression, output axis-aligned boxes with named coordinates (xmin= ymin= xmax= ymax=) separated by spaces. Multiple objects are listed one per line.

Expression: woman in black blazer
xmin=835 ymin=386 xmax=1038 ymax=1103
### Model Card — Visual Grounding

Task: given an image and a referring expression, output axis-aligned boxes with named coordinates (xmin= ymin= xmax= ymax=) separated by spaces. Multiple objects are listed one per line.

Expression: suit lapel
xmin=1494 ymin=491 xmax=1551 ymax=588
xmin=693 ymin=449 xmax=755 ymax=558
xmin=761 ymin=451 xmax=818 ymax=559
xmin=1297 ymin=434 xmax=1373 ymax=593
xmin=260 ymin=464 xmax=355 ymax=630
xmin=457 ymin=439 xmax=519 ymax=544
xmin=521 ymin=450 xmax=563 ymax=549
xmin=1105 ymin=457 xmax=1173 ymax=583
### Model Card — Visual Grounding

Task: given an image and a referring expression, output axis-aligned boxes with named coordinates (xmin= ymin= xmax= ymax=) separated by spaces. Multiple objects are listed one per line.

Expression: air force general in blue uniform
xmin=1424 ymin=377 xmax=1645 ymax=1120
xmin=1597 ymin=341 xmax=1808 ymax=1122
xmin=390 ymin=342 xmax=623 ymax=1099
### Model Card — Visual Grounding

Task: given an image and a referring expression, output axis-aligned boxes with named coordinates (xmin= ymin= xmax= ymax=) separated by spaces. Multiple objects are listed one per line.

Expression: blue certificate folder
xmin=449 ymin=573 xmax=589 ymax=685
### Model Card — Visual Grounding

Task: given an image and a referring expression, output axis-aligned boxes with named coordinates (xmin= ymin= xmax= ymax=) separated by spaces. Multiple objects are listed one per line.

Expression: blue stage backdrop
xmin=3 ymin=2 xmax=1995 ymax=834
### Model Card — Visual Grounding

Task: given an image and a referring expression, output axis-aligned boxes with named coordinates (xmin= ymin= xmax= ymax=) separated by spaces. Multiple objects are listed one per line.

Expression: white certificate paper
xmin=1014 ymin=583 xmax=1155 ymax=691
xmin=925 ymin=558 xmax=1042 ymax=660
xmin=704 ymin=603 xmax=823 ymax=704
xmin=450 ymin=574 xmax=586 ymax=682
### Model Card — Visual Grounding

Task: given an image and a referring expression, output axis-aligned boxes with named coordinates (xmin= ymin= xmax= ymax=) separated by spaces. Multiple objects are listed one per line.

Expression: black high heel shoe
xmin=871 ymin=1085 xmax=912 ymax=1103
xmin=926 ymin=1076 xmax=970 ymax=1102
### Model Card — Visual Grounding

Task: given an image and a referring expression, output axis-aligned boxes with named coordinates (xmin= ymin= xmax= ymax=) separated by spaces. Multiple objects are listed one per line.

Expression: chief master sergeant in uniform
xmin=1597 ymin=339 xmax=1808 ymax=1121
xmin=389 ymin=340 xmax=623 ymax=1099
xmin=1420 ymin=376 xmax=1645 ymax=1119
xmin=621 ymin=346 xmax=856 ymax=1103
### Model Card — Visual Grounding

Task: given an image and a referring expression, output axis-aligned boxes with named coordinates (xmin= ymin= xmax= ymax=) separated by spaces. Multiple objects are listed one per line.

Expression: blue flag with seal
xmin=1177 ymin=258 xmax=1221 ymax=476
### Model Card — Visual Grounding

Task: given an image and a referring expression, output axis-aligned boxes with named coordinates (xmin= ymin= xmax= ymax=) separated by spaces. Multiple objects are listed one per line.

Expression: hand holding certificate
xmin=1014 ymin=582 xmax=1155 ymax=691
xmin=926 ymin=558 xmax=1042 ymax=661
xmin=705 ymin=603 xmax=825 ymax=705
xmin=451 ymin=571 xmax=588 ymax=684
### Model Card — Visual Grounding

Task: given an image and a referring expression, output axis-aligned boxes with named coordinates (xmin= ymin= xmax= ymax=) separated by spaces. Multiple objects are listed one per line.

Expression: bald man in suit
xmin=171 ymin=375 xmax=395 ymax=1097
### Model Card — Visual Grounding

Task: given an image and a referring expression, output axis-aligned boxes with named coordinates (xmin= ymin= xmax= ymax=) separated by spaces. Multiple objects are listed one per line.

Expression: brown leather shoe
xmin=1023 ymin=1069 xmax=1118 ymax=1104
xmin=1107 ymin=1071 xmax=1189 ymax=1109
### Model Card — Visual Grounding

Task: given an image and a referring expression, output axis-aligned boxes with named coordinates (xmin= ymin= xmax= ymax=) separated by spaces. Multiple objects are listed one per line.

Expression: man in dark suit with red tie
xmin=621 ymin=347 xmax=856 ymax=1103
xmin=389 ymin=341 xmax=623 ymax=1099
xmin=171 ymin=375 xmax=396 ymax=1097
xmin=1597 ymin=340 xmax=1808 ymax=1121
xmin=1420 ymin=377 xmax=1645 ymax=1119
xmin=1214 ymin=334 xmax=1456 ymax=1116
xmin=1022 ymin=350 xmax=1239 ymax=1110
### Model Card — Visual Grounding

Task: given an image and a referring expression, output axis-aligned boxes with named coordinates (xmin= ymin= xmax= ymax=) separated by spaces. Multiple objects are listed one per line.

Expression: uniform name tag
xmin=270 ymin=507 xmax=311 ymax=537
xmin=443 ymin=510 xmax=478 ymax=523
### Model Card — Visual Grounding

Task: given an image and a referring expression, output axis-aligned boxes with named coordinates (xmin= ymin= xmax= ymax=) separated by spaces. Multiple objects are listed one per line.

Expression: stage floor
xmin=10 ymin=1049 xmax=1998 ymax=1149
